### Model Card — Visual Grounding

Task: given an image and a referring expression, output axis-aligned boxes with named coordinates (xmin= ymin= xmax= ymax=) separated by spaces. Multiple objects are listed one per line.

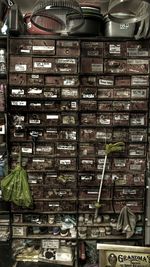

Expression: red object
xmin=24 ymin=13 xmax=60 ymax=35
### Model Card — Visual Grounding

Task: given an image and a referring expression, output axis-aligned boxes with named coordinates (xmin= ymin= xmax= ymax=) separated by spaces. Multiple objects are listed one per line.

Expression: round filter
xmin=108 ymin=0 xmax=150 ymax=23
xmin=30 ymin=0 xmax=84 ymax=33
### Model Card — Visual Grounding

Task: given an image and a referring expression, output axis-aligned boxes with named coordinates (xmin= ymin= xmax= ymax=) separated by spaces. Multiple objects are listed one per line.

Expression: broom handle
xmin=94 ymin=155 xmax=107 ymax=219
xmin=97 ymin=154 xmax=107 ymax=204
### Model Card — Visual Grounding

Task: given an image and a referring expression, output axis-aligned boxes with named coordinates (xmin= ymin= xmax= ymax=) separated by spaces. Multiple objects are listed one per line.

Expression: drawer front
xmin=10 ymin=56 xmax=32 ymax=72
xmin=32 ymin=39 xmax=55 ymax=55
xmin=56 ymin=40 xmax=80 ymax=56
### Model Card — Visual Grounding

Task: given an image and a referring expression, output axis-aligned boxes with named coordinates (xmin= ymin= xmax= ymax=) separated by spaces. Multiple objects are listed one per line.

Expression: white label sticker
xmin=46 ymin=115 xmax=58 ymax=120
xmin=57 ymin=59 xmax=76 ymax=64
xmin=12 ymin=89 xmax=24 ymax=95
xmin=15 ymin=64 xmax=27 ymax=72
xmin=34 ymin=62 xmax=52 ymax=68
xmin=99 ymin=79 xmax=114 ymax=86
xmin=63 ymin=79 xmax=76 ymax=86
xmin=91 ymin=64 xmax=103 ymax=72
xmin=20 ymin=49 xmax=30 ymax=53
xmin=11 ymin=101 xmax=26 ymax=106
xmin=109 ymin=44 xmax=121 ymax=54
xmin=22 ymin=147 xmax=32 ymax=153
xmin=33 ymin=46 xmax=54 ymax=51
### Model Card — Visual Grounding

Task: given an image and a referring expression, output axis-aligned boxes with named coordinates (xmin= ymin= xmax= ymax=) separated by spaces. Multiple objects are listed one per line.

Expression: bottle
xmin=0 ymin=49 xmax=6 ymax=74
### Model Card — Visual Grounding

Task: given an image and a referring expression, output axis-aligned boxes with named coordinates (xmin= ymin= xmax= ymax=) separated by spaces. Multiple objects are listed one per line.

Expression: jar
xmin=0 ymin=49 xmax=6 ymax=74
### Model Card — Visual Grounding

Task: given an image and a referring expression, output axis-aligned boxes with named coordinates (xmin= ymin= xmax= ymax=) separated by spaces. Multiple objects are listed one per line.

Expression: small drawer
xmin=10 ymin=56 xmax=32 ymax=72
xmin=114 ymin=200 xmax=143 ymax=213
xmin=78 ymin=173 xmax=98 ymax=187
xmin=98 ymin=101 xmax=112 ymax=111
xmin=43 ymin=101 xmax=60 ymax=111
xmin=80 ymin=76 xmax=97 ymax=86
xmin=127 ymin=41 xmax=149 ymax=57
xmin=98 ymin=88 xmax=113 ymax=99
xmin=28 ymin=113 xmax=43 ymax=125
xmin=45 ymin=172 xmax=76 ymax=188
xmin=61 ymin=88 xmax=79 ymax=99
xmin=80 ymin=87 xmax=97 ymax=99
xmin=113 ymin=101 xmax=130 ymax=111
xmin=79 ymin=188 xmax=110 ymax=199
xmin=128 ymin=144 xmax=146 ymax=157
xmin=32 ymin=39 xmax=55 ymax=55
xmin=80 ymin=100 xmax=97 ymax=111
xmin=56 ymin=143 xmax=77 ymax=157
xmin=104 ymin=59 xmax=127 ymax=73
xmin=130 ymin=114 xmax=147 ymax=126
xmin=59 ymin=129 xmax=77 ymax=141
xmin=27 ymin=88 xmax=43 ymax=98
xmin=45 ymin=114 xmax=60 ymax=126
xmin=10 ymin=100 xmax=27 ymax=110
xmin=131 ymin=75 xmax=149 ymax=86
xmin=97 ymin=113 xmax=112 ymax=126
xmin=80 ymin=128 xmax=96 ymax=141
xmin=33 ymin=58 xmax=55 ymax=73
xmin=112 ymin=129 xmax=128 ymax=142
xmin=113 ymin=113 xmax=129 ymax=126
xmin=81 ymin=41 xmax=103 ymax=57
xmin=28 ymin=173 xmax=43 ymax=184
xmin=129 ymin=158 xmax=146 ymax=171
xmin=113 ymin=88 xmax=130 ymax=99
xmin=27 ymin=74 xmax=44 ymax=86
xmin=129 ymin=128 xmax=147 ymax=142
xmin=35 ymin=144 xmax=54 ymax=155
xmin=97 ymin=158 xmax=111 ymax=171
xmin=9 ymin=73 xmax=26 ymax=85
xmin=79 ymin=200 xmax=111 ymax=212
xmin=96 ymin=129 xmax=112 ymax=142
xmin=10 ymin=88 xmax=26 ymax=98
xmin=43 ymin=201 xmax=76 ymax=212
xmin=104 ymin=42 xmax=127 ymax=57
xmin=127 ymin=59 xmax=149 ymax=74
xmin=131 ymin=100 xmax=148 ymax=111
xmin=79 ymin=143 xmax=96 ymax=157
xmin=44 ymin=88 xmax=60 ymax=99
xmin=44 ymin=128 xmax=58 ymax=140
xmin=97 ymin=76 xmax=114 ymax=87
xmin=56 ymin=158 xmax=76 ymax=171
xmin=81 ymin=113 xmax=96 ymax=125
xmin=115 ymin=76 xmax=131 ymax=86
xmin=131 ymin=88 xmax=149 ymax=99
xmin=56 ymin=40 xmax=80 ymax=56
xmin=10 ymin=39 xmax=32 ymax=54
xmin=112 ymin=158 xmax=128 ymax=171
xmin=81 ymin=57 xmax=103 ymax=73
xmin=60 ymin=100 xmax=77 ymax=111
xmin=114 ymin=188 xmax=144 ymax=200
xmin=30 ymin=185 xmax=43 ymax=199
xmin=55 ymin=58 xmax=78 ymax=73
xmin=45 ymin=189 xmax=76 ymax=199
xmin=61 ymin=113 xmax=77 ymax=125
xmin=29 ymin=158 xmax=55 ymax=171
xmin=79 ymin=158 xmax=96 ymax=171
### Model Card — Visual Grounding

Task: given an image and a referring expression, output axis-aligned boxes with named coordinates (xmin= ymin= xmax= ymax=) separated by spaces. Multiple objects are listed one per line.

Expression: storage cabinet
xmin=7 ymin=37 xmax=149 ymax=266
xmin=0 ymin=36 xmax=10 ymax=244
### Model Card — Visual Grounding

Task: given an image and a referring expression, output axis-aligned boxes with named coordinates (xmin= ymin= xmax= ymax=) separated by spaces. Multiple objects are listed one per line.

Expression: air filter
xmin=30 ymin=0 xmax=84 ymax=33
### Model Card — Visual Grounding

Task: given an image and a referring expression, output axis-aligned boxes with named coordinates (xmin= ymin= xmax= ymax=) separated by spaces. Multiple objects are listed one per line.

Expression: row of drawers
xmin=9 ymin=74 xmax=150 ymax=87
xmin=9 ymin=57 xmax=150 ymax=74
xmin=9 ymin=39 xmax=150 ymax=58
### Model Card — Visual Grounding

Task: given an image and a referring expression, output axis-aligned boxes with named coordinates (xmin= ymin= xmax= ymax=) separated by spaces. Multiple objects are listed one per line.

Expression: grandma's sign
xmin=97 ymin=244 xmax=150 ymax=267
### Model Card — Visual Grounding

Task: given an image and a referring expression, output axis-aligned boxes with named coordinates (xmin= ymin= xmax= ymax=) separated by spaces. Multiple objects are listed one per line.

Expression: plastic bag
xmin=1 ymin=164 xmax=33 ymax=208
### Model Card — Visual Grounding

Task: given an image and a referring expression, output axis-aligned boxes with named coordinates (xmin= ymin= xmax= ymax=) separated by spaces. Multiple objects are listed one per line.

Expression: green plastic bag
xmin=1 ymin=164 xmax=33 ymax=208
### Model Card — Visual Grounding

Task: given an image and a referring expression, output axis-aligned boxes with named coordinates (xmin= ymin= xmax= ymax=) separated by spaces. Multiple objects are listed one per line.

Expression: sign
xmin=97 ymin=244 xmax=150 ymax=267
